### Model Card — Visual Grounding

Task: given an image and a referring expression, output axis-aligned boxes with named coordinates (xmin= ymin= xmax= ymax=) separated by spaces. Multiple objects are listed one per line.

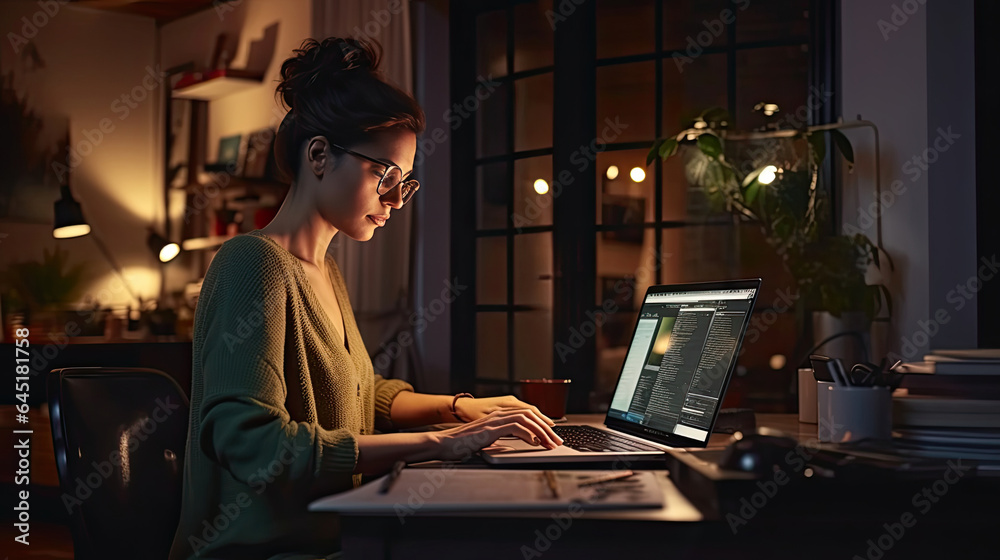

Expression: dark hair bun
xmin=276 ymin=37 xmax=381 ymax=110
xmin=273 ymin=36 xmax=425 ymax=180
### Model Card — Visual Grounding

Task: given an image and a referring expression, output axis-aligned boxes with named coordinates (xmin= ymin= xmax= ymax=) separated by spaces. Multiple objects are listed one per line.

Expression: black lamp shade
xmin=147 ymin=230 xmax=180 ymax=263
xmin=53 ymin=185 xmax=91 ymax=239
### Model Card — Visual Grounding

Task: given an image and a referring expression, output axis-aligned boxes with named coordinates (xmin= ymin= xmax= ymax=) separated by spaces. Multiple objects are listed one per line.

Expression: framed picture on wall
xmin=601 ymin=195 xmax=645 ymax=244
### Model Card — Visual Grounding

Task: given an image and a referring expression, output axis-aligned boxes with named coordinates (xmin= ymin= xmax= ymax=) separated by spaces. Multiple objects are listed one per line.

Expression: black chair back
xmin=47 ymin=367 xmax=189 ymax=559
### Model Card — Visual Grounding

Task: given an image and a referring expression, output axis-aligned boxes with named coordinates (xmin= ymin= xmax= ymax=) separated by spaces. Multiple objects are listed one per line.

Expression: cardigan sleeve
xmin=195 ymin=239 xmax=358 ymax=498
xmin=373 ymin=374 xmax=414 ymax=433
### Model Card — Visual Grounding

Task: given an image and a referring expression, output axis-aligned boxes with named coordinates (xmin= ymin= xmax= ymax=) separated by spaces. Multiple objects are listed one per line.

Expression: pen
xmin=543 ymin=470 xmax=561 ymax=499
xmin=378 ymin=460 xmax=406 ymax=495
xmin=576 ymin=470 xmax=636 ymax=487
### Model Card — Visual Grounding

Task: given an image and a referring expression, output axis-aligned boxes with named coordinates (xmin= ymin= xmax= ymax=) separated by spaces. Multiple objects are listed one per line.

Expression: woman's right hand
xmin=430 ymin=408 xmax=565 ymax=462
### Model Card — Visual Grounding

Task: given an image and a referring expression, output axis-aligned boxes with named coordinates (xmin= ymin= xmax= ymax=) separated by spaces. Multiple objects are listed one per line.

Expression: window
xmin=451 ymin=0 xmax=834 ymax=413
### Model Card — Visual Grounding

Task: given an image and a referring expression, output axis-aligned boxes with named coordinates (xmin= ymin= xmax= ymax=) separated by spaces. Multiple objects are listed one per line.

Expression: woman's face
xmin=316 ymin=128 xmax=416 ymax=241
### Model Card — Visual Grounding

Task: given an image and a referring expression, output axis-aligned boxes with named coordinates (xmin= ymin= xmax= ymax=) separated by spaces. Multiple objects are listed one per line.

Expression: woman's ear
xmin=305 ymin=136 xmax=331 ymax=179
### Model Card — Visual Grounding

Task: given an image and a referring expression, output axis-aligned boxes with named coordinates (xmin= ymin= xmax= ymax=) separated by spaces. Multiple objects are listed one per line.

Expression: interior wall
xmin=0 ymin=3 xmax=158 ymax=316
xmin=840 ymin=0 xmax=977 ymax=360
xmin=926 ymin=0 xmax=977 ymax=350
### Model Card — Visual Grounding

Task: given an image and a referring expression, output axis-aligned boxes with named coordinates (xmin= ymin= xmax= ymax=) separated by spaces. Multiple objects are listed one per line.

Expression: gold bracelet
xmin=451 ymin=393 xmax=474 ymax=422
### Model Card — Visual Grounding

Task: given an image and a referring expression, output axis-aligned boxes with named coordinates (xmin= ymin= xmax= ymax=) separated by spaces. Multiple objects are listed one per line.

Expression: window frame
xmin=450 ymin=0 xmax=838 ymax=412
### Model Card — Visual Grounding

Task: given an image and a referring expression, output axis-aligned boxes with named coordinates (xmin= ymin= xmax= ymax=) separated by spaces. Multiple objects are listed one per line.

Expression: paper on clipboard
xmin=308 ymin=469 xmax=664 ymax=514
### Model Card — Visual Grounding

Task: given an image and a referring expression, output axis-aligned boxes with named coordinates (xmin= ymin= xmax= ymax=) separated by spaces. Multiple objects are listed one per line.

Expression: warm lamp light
xmin=606 ymin=165 xmax=619 ymax=180
xmin=630 ymin=167 xmax=645 ymax=182
xmin=758 ymin=165 xmax=778 ymax=185
xmin=533 ymin=179 xmax=549 ymax=195
xmin=147 ymin=230 xmax=180 ymax=263
xmin=53 ymin=184 xmax=91 ymax=239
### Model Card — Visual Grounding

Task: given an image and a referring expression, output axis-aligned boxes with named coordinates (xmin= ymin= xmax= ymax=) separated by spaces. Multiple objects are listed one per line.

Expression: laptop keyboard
xmin=552 ymin=425 xmax=661 ymax=453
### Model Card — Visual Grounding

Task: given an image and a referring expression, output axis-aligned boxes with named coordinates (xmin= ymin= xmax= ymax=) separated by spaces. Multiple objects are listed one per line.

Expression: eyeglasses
xmin=330 ymin=143 xmax=419 ymax=205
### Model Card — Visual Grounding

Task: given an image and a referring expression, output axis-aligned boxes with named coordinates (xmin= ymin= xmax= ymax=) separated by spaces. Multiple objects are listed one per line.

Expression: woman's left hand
xmin=453 ymin=395 xmax=556 ymax=427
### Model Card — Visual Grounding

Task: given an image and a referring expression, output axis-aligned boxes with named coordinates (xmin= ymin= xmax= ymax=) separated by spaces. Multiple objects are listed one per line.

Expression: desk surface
xmin=364 ymin=413 xmax=816 ymax=524
xmin=333 ymin=413 xmax=998 ymax=560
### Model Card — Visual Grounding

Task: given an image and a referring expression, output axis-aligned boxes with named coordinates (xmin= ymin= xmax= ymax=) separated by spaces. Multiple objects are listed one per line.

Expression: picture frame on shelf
xmin=241 ymin=128 xmax=275 ymax=179
xmin=204 ymin=133 xmax=243 ymax=175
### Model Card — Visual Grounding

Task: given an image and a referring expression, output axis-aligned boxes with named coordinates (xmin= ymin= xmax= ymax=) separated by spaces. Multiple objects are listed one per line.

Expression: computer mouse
xmin=717 ymin=432 xmax=799 ymax=477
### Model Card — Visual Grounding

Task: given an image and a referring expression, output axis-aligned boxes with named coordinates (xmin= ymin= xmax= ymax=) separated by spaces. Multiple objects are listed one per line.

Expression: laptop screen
xmin=606 ymin=282 xmax=759 ymax=445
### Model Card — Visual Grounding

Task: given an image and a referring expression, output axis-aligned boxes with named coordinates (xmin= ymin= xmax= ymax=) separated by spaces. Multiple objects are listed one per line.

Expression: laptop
xmin=482 ymin=278 xmax=762 ymax=464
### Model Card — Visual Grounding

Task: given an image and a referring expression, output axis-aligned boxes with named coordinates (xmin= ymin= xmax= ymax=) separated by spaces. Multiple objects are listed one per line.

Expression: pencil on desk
xmin=542 ymin=470 xmax=561 ymax=499
xmin=576 ymin=470 xmax=636 ymax=487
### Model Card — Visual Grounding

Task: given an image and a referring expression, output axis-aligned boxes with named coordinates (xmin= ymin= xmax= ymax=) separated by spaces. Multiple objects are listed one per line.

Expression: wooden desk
xmin=334 ymin=414 xmax=998 ymax=560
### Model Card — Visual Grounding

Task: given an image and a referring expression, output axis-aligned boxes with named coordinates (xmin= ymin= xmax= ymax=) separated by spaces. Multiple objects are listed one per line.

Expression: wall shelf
xmin=172 ymin=69 xmax=264 ymax=100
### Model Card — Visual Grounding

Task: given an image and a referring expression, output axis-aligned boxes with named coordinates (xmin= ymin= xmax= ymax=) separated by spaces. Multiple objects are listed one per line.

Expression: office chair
xmin=47 ymin=367 xmax=190 ymax=559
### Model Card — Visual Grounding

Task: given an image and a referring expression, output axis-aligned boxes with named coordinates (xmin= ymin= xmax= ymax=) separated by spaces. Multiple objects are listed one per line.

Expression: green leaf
xmin=646 ymin=139 xmax=664 ymax=167
xmin=741 ymin=165 xmax=764 ymax=188
xmin=807 ymin=132 xmax=826 ymax=167
xmin=744 ymin=179 xmax=761 ymax=205
xmin=696 ymin=133 xmax=723 ymax=159
xmin=830 ymin=129 xmax=855 ymax=165
xmin=658 ymin=138 xmax=679 ymax=160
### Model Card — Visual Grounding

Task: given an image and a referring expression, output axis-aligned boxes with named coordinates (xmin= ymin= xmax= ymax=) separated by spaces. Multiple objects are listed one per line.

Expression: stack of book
xmin=891 ymin=349 xmax=1000 ymax=461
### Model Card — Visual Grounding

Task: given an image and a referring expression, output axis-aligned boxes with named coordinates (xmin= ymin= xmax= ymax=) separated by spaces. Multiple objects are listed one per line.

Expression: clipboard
xmin=308 ymin=469 xmax=664 ymax=514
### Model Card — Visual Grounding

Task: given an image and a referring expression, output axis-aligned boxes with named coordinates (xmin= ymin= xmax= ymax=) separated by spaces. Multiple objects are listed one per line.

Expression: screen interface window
xmin=608 ymin=288 xmax=756 ymax=442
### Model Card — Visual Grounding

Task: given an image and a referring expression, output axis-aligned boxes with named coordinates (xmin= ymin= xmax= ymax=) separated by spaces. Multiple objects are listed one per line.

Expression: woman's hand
xmin=430 ymin=408 xmax=565 ymax=462
xmin=454 ymin=395 xmax=557 ymax=426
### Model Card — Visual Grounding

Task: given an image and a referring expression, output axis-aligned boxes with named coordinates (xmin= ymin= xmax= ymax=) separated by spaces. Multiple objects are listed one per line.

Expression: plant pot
xmin=811 ymin=311 xmax=870 ymax=368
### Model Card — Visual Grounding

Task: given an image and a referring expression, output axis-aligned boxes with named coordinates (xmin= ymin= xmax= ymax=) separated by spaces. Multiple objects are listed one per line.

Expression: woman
xmin=169 ymin=37 xmax=563 ymax=560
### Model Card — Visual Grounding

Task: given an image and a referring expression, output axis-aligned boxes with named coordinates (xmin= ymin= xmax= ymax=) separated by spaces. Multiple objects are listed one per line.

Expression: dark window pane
xmin=661 ymin=153 xmax=704 ymax=222
xmin=596 ymin=62 xmax=655 ymax=144
xmin=596 ymin=229 xmax=666 ymax=307
xmin=514 ymin=0 xmax=554 ymax=72
xmin=476 ymin=80 xmax=510 ymax=158
xmin=735 ymin=224 xmax=796 ymax=308
xmin=477 ymin=237 xmax=507 ymax=304
xmin=513 ymin=156 xmax=553 ymax=228
xmin=595 ymin=309 xmax=638 ymax=408
xmin=661 ymin=226 xmax=739 ymax=285
xmin=596 ymin=149 xmax=653 ymax=225
xmin=477 ymin=313 xmax=508 ymax=380
xmin=662 ymin=0 xmax=733 ymax=52
xmin=514 ymin=232 xmax=552 ymax=308
xmin=736 ymin=0 xmax=810 ymax=44
xmin=514 ymin=73 xmax=553 ymax=152
xmin=477 ymin=9 xmax=507 ymax=78
xmin=477 ymin=162 xmax=509 ymax=230
xmin=735 ymin=45 xmax=810 ymax=130
xmin=661 ymin=54 xmax=728 ymax=132
xmin=514 ymin=310 xmax=552 ymax=379
xmin=597 ymin=0 xmax=655 ymax=59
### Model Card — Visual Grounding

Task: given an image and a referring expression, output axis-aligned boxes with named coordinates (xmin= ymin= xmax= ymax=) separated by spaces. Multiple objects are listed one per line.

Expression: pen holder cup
xmin=797 ymin=368 xmax=818 ymax=423
xmin=519 ymin=379 xmax=571 ymax=420
xmin=818 ymin=385 xmax=892 ymax=443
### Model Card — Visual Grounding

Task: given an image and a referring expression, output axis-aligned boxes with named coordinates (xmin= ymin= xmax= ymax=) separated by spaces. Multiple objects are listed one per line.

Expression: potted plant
xmin=0 ymin=245 xmax=91 ymax=336
xmin=648 ymin=107 xmax=892 ymax=362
